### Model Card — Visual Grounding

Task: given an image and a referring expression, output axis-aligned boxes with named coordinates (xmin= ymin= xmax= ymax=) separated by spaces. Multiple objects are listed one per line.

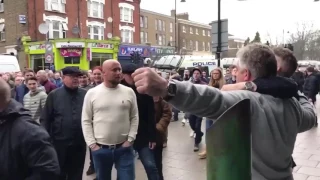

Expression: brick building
xmin=140 ymin=9 xmax=245 ymax=57
xmin=0 ymin=0 xmax=141 ymax=68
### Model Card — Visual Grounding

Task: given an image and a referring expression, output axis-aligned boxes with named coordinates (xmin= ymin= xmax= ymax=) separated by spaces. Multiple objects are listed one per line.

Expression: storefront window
xmin=31 ymin=54 xmax=52 ymax=72
xmin=90 ymin=53 xmax=113 ymax=68
xmin=64 ymin=57 xmax=80 ymax=64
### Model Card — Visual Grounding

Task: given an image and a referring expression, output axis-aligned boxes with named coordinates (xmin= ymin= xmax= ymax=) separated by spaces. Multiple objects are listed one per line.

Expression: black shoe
xmin=86 ymin=165 xmax=95 ymax=176
xmin=194 ymin=144 xmax=199 ymax=152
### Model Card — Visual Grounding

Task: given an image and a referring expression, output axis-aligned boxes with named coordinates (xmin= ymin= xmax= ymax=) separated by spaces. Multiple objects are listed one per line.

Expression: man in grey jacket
xmin=131 ymin=43 xmax=316 ymax=180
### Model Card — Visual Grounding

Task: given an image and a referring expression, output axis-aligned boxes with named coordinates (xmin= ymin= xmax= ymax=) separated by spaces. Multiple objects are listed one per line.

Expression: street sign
xmin=45 ymin=41 xmax=54 ymax=63
xmin=210 ymin=19 xmax=229 ymax=53
xmin=45 ymin=54 xmax=53 ymax=63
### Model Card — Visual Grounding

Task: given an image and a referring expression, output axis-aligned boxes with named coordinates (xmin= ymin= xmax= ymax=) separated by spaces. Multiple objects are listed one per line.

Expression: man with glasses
xmin=40 ymin=67 xmax=87 ymax=180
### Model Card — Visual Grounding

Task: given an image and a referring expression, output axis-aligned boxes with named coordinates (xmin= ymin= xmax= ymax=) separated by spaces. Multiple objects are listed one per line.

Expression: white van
xmin=0 ymin=54 xmax=21 ymax=73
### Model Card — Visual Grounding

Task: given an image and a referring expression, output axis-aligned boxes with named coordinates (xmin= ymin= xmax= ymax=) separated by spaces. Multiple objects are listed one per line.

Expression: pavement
xmin=82 ymin=98 xmax=320 ymax=180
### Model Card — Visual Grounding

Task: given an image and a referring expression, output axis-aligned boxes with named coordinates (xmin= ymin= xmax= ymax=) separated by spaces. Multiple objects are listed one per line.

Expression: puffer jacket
xmin=23 ymin=87 xmax=47 ymax=123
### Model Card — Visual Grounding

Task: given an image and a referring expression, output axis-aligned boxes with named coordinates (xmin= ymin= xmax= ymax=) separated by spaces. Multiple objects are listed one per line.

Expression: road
xmin=82 ymin=102 xmax=320 ymax=180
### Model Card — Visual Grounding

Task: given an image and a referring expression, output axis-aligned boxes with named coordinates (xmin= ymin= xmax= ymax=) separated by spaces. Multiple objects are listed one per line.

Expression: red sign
xmin=60 ymin=48 xmax=82 ymax=57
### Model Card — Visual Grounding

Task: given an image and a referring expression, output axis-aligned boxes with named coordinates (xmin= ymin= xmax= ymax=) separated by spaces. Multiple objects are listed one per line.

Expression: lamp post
xmin=216 ymin=0 xmax=246 ymax=67
xmin=175 ymin=0 xmax=186 ymax=54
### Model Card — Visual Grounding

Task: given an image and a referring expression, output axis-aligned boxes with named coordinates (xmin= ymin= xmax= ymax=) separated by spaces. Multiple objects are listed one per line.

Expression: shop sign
xmin=60 ymin=48 xmax=82 ymax=57
xmin=119 ymin=45 xmax=150 ymax=57
xmin=56 ymin=42 xmax=85 ymax=48
xmin=192 ymin=62 xmax=216 ymax=66
xmin=88 ymin=43 xmax=113 ymax=49
xmin=150 ymin=47 xmax=175 ymax=55
xmin=29 ymin=44 xmax=47 ymax=50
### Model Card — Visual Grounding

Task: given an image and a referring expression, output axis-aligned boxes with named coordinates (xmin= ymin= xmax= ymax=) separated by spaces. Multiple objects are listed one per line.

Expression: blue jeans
xmin=92 ymin=145 xmax=135 ymax=180
xmin=189 ymin=115 xmax=203 ymax=144
xmin=138 ymin=146 xmax=160 ymax=180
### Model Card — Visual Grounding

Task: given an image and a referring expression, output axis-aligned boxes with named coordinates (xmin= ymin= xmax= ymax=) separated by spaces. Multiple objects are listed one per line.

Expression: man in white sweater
xmin=81 ymin=60 xmax=139 ymax=180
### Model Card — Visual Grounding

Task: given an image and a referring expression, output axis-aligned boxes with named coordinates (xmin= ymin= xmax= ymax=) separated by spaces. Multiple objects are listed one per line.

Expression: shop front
xmin=118 ymin=44 xmax=150 ymax=66
xmin=23 ymin=37 xmax=120 ymax=71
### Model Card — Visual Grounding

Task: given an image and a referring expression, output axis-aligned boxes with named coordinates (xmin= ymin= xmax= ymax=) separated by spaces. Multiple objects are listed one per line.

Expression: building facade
xmin=140 ymin=9 xmax=245 ymax=57
xmin=0 ymin=0 xmax=141 ymax=69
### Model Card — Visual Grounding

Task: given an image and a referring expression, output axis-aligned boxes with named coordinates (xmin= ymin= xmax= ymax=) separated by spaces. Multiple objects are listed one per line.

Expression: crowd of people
xmin=0 ymin=43 xmax=318 ymax=180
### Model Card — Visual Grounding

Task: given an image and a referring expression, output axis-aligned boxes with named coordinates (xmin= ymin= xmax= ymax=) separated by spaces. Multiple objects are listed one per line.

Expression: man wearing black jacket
xmin=121 ymin=63 xmax=159 ymax=180
xmin=0 ymin=78 xmax=60 ymax=180
xmin=40 ymin=67 xmax=87 ymax=180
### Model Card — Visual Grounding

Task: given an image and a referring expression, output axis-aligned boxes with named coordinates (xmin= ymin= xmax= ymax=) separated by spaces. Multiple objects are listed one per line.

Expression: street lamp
xmin=216 ymin=0 xmax=246 ymax=67
xmin=175 ymin=0 xmax=186 ymax=54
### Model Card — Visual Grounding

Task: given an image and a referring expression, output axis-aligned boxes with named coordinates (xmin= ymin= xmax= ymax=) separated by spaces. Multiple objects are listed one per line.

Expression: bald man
xmin=82 ymin=60 xmax=139 ymax=180
xmin=36 ymin=70 xmax=57 ymax=94
xmin=0 ymin=79 xmax=60 ymax=180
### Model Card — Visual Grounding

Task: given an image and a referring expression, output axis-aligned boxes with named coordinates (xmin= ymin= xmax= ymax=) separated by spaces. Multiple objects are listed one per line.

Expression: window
xmin=145 ymin=32 xmax=148 ymax=42
xmin=202 ymin=42 xmax=205 ymax=51
xmin=119 ymin=3 xmax=134 ymax=23
xmin=195 ymin=41 xmax=198 ymax=51
xmin=170 ymin=22 xmax=173 ymax=33
xmin=169 ymin=36 xmax=173 ymax=46
xmin=163 ymin=35 xmax=166 ymax=46
xmin=0 ymin=23 xmax=5 ymax=41
xmin=140 ymin=16 xmax=148 ymax=28
xmin=195 ymin=28 xmax=198 ymax=35
xmin=202 ymin=30 xmax=205 ymax=36
xmin=182 ymin=39 xmax=186 ymax=48
xmin=207 ymin=42 xmax=210 ymax=51
xmin=158 ymin=20 xmax=162 ymax=31
xmin=0 ymin=3 xmax=4 ymax=12
xmin=182 ymin=25 xmax=186 ymax=33
xmin=45 ymin=0 xmax=66 ymax=13
xmin=189 ymin=40 xmax=193 ymax=49
xmin=208 ymin=30 xmax=210 ymax=36
xmin=87 ymin=0 xmax=104 ymax=18
xmin=120 ymin=26 xmax=134 ymax=43
xmin=44 ymin=15 xmax=68 ymax=39
xmin=158 ymin=35 xmax=162 ymax=45
xmin=155 ymin=19 xmax=158 ymax=30
xmin=88 ymin=25 xmax=104 ymax=40
xmin=140 ymin=31 xmax=144 ymax=43
xmin=31 ymin=54 xmax=52 ymax=72
xmin=64 ymin=57 xmax=80 ymax=64
xmin=90 ymin=53 xmax=113 ymax=68
xmin=162 ymin=21 xmax=165 ymax=31
xmin=190 ymin=27 xmax=193 ymax=34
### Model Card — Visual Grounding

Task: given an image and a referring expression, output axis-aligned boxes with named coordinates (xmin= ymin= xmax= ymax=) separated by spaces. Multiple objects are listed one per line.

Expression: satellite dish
xmin=107 ymin=33 xmax=112 ymax=39
xmin=72 ymin=26 xmax=80 ymax=35
xmin=38 ymin=23 xmax=49 ymax=34
xmin=107 ymin=17 xmax=113 ymax=23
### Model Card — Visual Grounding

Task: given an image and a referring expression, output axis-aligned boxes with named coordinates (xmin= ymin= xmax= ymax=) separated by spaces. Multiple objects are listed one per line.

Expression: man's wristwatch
xmin=163 ymin=81 xmax=177 ymax=101
xmin=244 ymin=81 xmax=256 ymax=91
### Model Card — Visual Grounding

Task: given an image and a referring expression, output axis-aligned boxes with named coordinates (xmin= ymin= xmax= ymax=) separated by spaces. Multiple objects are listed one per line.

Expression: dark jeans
xmin=172 ymin=108 xmax=180 ymax=121
xmin=154 ymin=145 xmax=164 ymax=180
xmin=89 ymin=148 xmax=94 ymax=168
xmin=53 ymin=141 xmax=86 ymax=180
xmin=92 ymin=145 xmax=135 ymax=180
xmin=189 ymin=115 xmax=203 ymax=144
xmin=138 ymin=146 xmax=160 ymax=180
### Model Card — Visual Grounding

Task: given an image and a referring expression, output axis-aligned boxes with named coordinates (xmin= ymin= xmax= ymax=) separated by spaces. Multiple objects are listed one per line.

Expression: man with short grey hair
xmin=131 ymin=43 xmax=316 ymax=180
xmin=36 ymin=70 xmax=56 ymax=94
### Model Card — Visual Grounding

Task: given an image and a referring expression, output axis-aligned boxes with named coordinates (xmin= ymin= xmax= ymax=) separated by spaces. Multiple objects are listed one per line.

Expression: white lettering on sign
xmin=60 ymin=45 xmax=83 ymax=48
xmin=192 ymin=62 xmax=216 ymax=66
xmin=128 ymin=47 xmax=143 ymax=52
xmin=56 ymin=42 xmax=85 ymax=48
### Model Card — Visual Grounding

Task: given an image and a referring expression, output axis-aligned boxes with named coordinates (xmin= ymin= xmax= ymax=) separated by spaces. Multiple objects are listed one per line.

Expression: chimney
xmin=171 ymin=10 xmax=176 ymax=17
xmin=177 ymin=13 xmax=189 ymax=20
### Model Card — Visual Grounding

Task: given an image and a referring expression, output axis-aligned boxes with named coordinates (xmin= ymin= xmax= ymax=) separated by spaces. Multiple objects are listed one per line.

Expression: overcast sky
xmin=141 ymin=0 xmax=320 ymax=43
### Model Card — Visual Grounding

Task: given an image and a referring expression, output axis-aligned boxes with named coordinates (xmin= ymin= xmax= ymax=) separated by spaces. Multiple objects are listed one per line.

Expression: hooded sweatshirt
xmin=23 ymin=87 xmax=47 ymax=123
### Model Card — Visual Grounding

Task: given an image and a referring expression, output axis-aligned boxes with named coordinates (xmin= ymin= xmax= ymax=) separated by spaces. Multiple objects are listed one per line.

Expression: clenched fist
xmin=132 ymin=67 xmax=168 ymax=96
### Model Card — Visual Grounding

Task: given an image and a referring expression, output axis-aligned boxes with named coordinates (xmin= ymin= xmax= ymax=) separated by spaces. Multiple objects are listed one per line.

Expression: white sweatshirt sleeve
xmin=127 ymin=89 xmax=139 ymax=141
xmin=81 ymin=90 xmax=96 ymax=146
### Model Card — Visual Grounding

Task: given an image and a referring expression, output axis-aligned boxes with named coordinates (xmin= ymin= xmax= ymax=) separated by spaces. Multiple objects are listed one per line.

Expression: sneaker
xmin=193 ymin=133 xmax=196 ymax=138
xmin=190 ymin=131 xmax=195 ymax=137
xmin=198 ymin=150 xmax=207 ymax=159
xmin=181 ymin=119 xmax=186 ymax=126
xmin=86 ymin=165 xmax=95 ymax=176
xmin=194 ymin=144 xmax=200 ymax=152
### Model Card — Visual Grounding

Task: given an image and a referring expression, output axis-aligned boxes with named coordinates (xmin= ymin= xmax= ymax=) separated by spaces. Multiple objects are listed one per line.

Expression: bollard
xmin=206 ymin=99 xmax=251 ymax=180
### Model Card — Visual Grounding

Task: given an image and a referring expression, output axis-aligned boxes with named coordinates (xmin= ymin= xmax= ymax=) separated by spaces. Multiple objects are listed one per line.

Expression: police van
xmin=0 ymin=54 xmax=21 ymax=73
